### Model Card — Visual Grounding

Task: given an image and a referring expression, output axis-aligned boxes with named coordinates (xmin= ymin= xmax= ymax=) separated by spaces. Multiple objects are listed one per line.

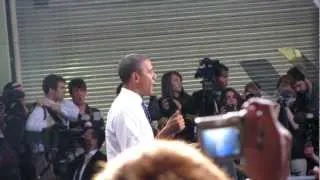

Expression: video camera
xmin=195 ymin=57 xmax=220 ymax=91
xmin=41 ymin=124 xmax=84 ymax=176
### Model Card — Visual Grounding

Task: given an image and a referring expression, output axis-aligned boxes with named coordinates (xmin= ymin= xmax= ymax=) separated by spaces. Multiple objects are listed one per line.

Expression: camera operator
xmin=68 ymin=127 xmax=106 ymax=180
xmin=0 ymin=82 xmax=29 ymax=180
xmin=66 ymin=78 xmax=104 ymax=130
xmin=186 ymin=58 xmax=229 ymax=116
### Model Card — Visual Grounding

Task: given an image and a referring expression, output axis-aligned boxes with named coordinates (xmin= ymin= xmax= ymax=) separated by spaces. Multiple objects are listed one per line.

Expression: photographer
xmin=186 ymin=58 xmax=229 ymax=116
xmin=0 ymin=82 xmax=29 ymax=180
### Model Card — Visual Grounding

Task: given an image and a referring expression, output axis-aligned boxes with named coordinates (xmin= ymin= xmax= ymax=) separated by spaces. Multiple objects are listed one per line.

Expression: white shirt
xmin=106 ymin=88 xmax=154 ymax=159
xmin=25 ymin=98 xmax=79 ymax=132
xmin=61 ymin=99 xmax=80 ymax=122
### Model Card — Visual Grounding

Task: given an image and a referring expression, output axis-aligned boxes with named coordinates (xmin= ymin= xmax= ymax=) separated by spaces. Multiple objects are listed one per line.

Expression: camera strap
xmin=46 ymin=107 xmax=63 ymax=125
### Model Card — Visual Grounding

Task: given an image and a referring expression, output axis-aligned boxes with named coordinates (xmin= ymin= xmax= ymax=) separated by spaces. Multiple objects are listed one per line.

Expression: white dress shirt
xmin=25 ymin=98 xmax=79 ymax=132
xmin=106 ymin=88 xmax=154 ymax=159
xmin=61 ymin=99 xmax=80 ymax=122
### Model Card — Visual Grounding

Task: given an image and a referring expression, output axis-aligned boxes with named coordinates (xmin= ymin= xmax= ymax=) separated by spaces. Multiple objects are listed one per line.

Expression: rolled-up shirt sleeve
xmin=60 ymin=100 xmax=79 ymax=122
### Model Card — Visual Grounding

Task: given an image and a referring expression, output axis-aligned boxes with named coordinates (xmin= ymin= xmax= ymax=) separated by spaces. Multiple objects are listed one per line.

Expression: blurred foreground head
xmin=95 ymin=140 xmax=229 ymax=180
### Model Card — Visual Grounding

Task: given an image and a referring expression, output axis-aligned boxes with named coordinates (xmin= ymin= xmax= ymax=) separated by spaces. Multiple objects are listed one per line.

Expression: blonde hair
xmin=95 ymin=140 xmax=230 ymax=180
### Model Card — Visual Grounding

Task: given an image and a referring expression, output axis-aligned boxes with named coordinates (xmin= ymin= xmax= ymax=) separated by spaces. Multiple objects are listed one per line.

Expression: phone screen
xmin=200 ymin=127 xmax=240 ymax=159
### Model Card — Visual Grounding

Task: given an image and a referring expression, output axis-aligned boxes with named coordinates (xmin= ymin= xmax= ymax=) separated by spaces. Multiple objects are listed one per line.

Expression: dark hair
xmin=84 ymin=127 xmax=105 ymax=149
xmin=68 ymin=78 xmax=87 ymax=96
xmin=116 ymin=83 xmax=123 ymax=95
xmin=244 ymin=81 xmax=261 ymax=93
xmin=287 ymin=66 xmax=305 ymax=81
xmin=276 ymin=75 xmax=295 ymax=89
xmin=220 ymin=87 xmax=242 ymax=108
xmin=42 ymin=74 xmax=65 ymax=95
xmin=2 ymin=82 xmax=25 ymax=104
xmin=118 ymin=54 xmax=149 ymax=84
xmin=214 ymin=62 xmax=228 ymax=78
xmin=161 ymin=71 xmax=183 ymax=98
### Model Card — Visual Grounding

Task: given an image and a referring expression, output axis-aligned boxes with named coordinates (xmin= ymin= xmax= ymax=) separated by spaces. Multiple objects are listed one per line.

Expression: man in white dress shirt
xmin=25 ymin=74 xmax=78 ymax=180
xmin=106 ymin=54 xmax=185 ymax=159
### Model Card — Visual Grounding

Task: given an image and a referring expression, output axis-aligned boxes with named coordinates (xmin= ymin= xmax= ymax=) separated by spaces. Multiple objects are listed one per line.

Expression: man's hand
xmin=156 ymin=111 xmax=185 ymax=139
xmin=41 ymin=98 xmax=61 ymax=113
xmin=242 ymin=98 xmax=292 ymax=180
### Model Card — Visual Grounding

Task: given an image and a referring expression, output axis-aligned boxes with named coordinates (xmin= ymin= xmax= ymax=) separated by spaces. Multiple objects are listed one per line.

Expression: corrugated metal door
xmin=14 ymin=0 xmax=318 ymax=114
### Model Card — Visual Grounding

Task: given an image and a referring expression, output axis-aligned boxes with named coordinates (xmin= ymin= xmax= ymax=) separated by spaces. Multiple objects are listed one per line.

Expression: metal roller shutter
xmin=13 ymin=0 xmax=318 ymax=115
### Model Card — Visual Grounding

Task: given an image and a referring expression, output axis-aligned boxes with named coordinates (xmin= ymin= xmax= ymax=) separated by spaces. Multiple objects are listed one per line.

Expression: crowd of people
xmin=0 ymin=53 xmax=318 ymax=180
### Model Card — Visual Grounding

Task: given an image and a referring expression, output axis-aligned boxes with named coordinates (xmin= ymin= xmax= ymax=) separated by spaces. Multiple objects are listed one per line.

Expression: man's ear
xmin=48 ymin=88 xmax=54 ymax=94
xmin=133 ymin=72 xmax=141 ymax=83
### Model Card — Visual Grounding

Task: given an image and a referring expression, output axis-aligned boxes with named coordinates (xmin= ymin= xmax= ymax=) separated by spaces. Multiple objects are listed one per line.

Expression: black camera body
xmin=195 ymin=57 xmax=220 ymax=91
xmin=42 ymin=124 xmax=84 ymax=176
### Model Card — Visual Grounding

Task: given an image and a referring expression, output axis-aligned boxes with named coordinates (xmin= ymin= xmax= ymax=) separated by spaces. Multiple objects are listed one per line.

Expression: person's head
xmin=68 ymin=78 xmax=87 ymax=106
xmin=95 ymin=140 xmax=229 ymax=180
xmin=220 ymin=88 xmax=242 ymax=107
xmin=118 ymin=54 xmax=156 ymax=96
xmin=244 ymin=82 xmax=261 ymax=95
xmin=161 ymin=71 xmax=184 ymax=98
xmin=286 ymin=67 xmax=308 ymax=93
xmin=214 ymin=63 xmax=229 ymax=89
xmin=42 ymin=74 xmax=66 ymax=101
xmin=2 ymin=82 xmax=25 ymax=105
xmin=276 ymin=75 xmax=295 ymax=92
xmin=82 ymin=127 xmax=105 ymax=152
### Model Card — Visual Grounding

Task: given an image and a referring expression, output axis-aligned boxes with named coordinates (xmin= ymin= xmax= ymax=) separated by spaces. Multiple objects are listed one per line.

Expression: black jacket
xmin=69 ymin=151 xmax=107 ymax=180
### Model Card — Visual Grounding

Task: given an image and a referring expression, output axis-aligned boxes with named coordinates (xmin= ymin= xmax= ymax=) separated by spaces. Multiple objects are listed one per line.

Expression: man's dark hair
xmin=116 ymin=83 xmax=123 ymax=95
xmin=214 ymin=62 xmax=229 ymax=78
xmin=2 ymin=82 xmax=25 ymax=104
xmin=68 ymin=78 xmax=87 ymax=96
xmin=287 ymin=66 xmax=305 ymax=81
xmin=84 ymin=127 xmax=105 ymax=149
xmin=42 ymin=74 xmax=66 ymax=95
xmin=118 ymin=54 xmax=149 ymax=84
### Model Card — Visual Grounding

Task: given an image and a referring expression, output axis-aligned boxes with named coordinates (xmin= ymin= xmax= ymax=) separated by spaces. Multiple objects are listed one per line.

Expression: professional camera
xmin=2 ymin=82 xmax=25 ymax=105
xmin=195 ymin=57 xmax=220 ymax=92
xmin=40 ymin=124 xmax=84 ymax=177
xmin=191 ymin=58 xmax=224 ymax=116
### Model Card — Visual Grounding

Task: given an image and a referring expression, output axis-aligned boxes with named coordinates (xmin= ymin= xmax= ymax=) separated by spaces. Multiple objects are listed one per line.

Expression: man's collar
xmin=120 ymin=88 xmax=143 ymax=103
